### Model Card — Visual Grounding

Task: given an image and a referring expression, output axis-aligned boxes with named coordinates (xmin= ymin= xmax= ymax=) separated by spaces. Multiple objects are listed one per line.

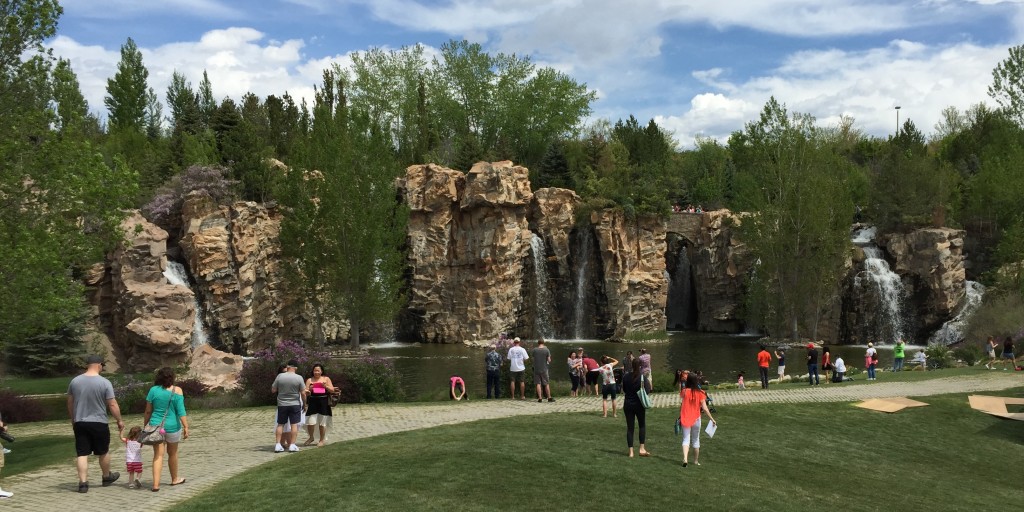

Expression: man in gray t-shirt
xmin=271 ymin=360 xmax=307 ymax=452
xmin=67 ymin=355 xmax=123 ymax=492
xmin=532 ymin=339 xmax=554 ymax=402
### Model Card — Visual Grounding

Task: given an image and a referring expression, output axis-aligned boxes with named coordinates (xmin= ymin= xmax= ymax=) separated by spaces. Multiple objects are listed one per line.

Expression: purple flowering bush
xmin=143 ymin=164 xmax=238 ymax=225
xmin=238 ymin=340 xmax=331 ymax=405
xmin=113 ymin=374 xmax=151 ymax=414
xmin=339 ymin=356 xmax=403 ymax=403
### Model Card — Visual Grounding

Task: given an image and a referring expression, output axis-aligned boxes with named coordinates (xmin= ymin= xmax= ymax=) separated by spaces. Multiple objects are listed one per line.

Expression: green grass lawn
xmin=2 ymin=435 xmax=73 ymax=478
xmin=171 ymin=386 xmax=1024 ymax=512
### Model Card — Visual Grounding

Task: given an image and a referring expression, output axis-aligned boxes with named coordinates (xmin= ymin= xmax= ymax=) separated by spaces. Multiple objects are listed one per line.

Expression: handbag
xmin=638 ymin=374 xmax=653 ymax=409
xmin=139 ymin=389 xmax=173 ymax=446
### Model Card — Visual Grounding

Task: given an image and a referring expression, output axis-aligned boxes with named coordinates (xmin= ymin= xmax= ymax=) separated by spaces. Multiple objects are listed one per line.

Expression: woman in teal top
xmin=144 ymin=367 xmax=190 ymax=491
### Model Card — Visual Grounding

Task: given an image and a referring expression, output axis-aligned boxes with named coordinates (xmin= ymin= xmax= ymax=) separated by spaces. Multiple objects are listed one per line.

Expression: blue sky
xmin=53 ymin=0 xmax=1024 ymax=145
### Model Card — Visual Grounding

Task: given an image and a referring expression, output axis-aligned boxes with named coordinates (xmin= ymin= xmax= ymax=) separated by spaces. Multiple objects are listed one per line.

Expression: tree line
xmin=4 ymin=0 xmax=1024 ymax=372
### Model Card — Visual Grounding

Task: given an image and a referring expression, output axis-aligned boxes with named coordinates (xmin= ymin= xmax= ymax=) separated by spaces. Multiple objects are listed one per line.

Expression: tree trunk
xmin=349 ymin=317 xmax=360 ymax=350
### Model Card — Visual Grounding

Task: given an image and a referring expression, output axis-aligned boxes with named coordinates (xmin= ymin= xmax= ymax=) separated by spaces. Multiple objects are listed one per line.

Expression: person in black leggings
xmin=622 ymin=358 xmax=651 ymax=458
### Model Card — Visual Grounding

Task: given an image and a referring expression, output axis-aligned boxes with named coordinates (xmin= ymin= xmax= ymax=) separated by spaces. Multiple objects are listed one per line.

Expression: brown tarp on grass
xmin=854 ymin=397 xmax=930 ymax=413
xmin=968 ymin=395 xmax=1024 ymax=421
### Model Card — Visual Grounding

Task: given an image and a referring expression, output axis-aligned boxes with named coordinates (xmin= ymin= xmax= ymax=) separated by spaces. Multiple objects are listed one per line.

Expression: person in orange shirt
xmin=679 ymin=373 xmax=716 ymax=467
xmin=756 ymin=345 xmax=772 ymax=389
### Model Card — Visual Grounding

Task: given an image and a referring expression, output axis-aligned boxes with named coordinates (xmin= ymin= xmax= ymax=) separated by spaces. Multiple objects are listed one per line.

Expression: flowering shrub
xmin=143 ymin=164 xmax=238 ymax=225
xmin=339 ymin=356 xmax=403 ymax=403
xmin=176 ymin=377 xmax=210 ymax=398
xmin=0 ymin=390 xmax=46 ymax=423
xmin=238 ymin=340 xmax=331 ymax=405
xmin=113 ymin=375 xmax=151 ymax=414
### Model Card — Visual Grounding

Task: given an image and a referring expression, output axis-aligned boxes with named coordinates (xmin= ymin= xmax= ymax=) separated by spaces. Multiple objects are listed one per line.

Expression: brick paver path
xmin=2 ymin=373 xmax=1020 ymax=511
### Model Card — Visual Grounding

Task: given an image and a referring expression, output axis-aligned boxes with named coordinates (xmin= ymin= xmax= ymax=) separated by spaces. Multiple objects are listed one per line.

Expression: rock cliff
xmin=880 ymin=228 xmax=967 ymax=336
xmin=178 ymin=191 xmax=348 ymax=353
xmin=686 ymin=210 xmax=752 ymax=333
xmin=591 ymin=209 xmax=668 ymax=337
xmin=88 ymin=212 xmax=195 ymax=369
xmin=397 ymin=161 xmax=533 ymax=342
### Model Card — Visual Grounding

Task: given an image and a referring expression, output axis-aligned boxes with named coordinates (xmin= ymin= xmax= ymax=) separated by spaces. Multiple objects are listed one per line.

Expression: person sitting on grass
xmin=449 ymin=375 xmax=467 ymax=401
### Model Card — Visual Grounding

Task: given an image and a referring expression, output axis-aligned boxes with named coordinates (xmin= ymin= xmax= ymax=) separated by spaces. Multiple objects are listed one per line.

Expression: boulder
xmin=188 ymin=344 xmax=244 ymax=391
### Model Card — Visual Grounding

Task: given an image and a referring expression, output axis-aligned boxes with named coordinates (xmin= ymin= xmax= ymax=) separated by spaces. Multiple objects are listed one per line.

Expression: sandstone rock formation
xmin=178 ymin=191 xmax=347 ymax=353
xmin=187 ymin=344 xmax=244 ymax=391
xmin=397 ymin=161 xmax=532 ymax=342
xmin=670 ymin=210 xmax=752 ymax=333
xmin=89 ymin=212 xmax=195 ymax=369
xmin=591 ymin=209 xmax=668 ymax=337
xmin=880 ymin=228 xmax=967 ymax=335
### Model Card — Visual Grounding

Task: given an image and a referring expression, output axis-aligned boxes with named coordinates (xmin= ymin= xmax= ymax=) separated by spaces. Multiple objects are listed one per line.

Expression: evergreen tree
xmin=198 ymin=70 xmax=216 ymax=128
xmin=104 ymin=37 xmax=149 ymax=133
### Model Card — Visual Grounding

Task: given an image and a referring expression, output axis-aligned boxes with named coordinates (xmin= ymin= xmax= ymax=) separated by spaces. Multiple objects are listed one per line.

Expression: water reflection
xmin=359 ymin=332 xmax=908 ymax=399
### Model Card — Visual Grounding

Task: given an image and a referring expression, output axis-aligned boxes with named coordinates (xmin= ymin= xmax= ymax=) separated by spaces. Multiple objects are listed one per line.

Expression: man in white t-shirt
xmin=507 ymin=338 xmax=529 ymax=400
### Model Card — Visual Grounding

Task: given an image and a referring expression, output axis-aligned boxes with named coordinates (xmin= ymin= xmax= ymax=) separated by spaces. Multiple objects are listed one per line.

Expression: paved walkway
xmin=2 ymin=373 xmax=1020 ymax=511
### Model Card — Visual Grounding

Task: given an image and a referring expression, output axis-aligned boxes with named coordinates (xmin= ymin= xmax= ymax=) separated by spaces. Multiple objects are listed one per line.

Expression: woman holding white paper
xmin=679 ymin=373 xmax=716 ymax=467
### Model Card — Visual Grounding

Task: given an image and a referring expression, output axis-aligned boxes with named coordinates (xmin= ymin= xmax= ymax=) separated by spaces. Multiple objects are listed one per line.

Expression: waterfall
xmin=852 ymin=227 xmax=906 ymax=344
xmin=666 ymin=244 xmax=695 ymax=330
xmin=930 ymin=281 xmax=986 ymax=345
xmin=530 ymin=234 xmax=556 ymax=338
xmin=572 ymin=227 xmax=593 ymax=339
xmin=163 ymin=261 xmax=210 ymax=349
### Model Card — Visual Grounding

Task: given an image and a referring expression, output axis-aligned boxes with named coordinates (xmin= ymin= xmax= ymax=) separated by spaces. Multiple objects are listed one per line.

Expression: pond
xmin=360 ymin=332 xmax=913 ymax=399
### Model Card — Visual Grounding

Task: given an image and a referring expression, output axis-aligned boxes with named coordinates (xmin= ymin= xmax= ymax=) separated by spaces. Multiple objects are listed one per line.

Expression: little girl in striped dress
xmin=121 ymin=426 xmax=143 ymax=489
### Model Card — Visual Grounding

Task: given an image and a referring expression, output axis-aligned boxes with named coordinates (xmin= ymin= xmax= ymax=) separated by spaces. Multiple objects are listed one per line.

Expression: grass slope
xmin=172 ymin=388 xmax=1024 ymax=512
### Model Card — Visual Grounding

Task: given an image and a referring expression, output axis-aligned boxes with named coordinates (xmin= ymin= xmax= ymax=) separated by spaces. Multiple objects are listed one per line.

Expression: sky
xmin=52 ymin=0 xmax=1024 ymax=146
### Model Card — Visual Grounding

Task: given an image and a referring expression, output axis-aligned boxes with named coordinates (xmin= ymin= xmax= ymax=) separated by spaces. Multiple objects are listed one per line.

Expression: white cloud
xmin=654 ymin=40 xmax=1007 ymax=146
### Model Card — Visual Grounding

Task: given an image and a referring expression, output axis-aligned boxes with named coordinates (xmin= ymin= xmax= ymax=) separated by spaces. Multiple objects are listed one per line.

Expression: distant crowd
xmin=673 ymin=204 xmax=703 ymax=213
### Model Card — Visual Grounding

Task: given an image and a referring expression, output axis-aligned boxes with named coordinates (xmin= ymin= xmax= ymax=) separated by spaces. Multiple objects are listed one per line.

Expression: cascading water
xmin=163 ymin=261 xmax=210 ymax=349
xmin=666 ymin=244 xmax=695 ymax=330
xmin=572 ymin=228 xmax=593 ymax=339
xmin=530 ymin=234 xmax=556 ymax=338
xmin=852 ymin=227 xmax=906 ymax=344
xmin=930 ymin=281 xmax=986 ymax=345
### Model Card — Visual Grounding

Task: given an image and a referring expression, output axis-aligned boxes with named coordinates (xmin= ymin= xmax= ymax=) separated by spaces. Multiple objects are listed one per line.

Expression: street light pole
xmin=895 ymin=105 xmax=901 ymax=135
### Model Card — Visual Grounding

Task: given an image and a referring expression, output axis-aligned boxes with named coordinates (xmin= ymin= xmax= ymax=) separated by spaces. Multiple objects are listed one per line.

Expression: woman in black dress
xmin=304 ymin=364 xmax=336 ymax=447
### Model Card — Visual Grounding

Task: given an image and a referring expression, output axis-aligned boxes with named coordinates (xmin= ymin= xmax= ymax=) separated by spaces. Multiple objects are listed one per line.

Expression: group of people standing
xmin=271 ymin=360 xmax=337 ymax=452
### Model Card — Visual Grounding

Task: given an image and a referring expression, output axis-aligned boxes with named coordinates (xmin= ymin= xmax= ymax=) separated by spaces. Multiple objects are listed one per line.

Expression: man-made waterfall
xmin=530 ymin=234 xmax=556 ymax=338
xmin=163 ymin=261 xmax=210 ymax=349
xmin=572 ymin=227 xmax=593 ymax=339
xmin=930 ymin=281 xmax=985 ymax=345
xmin=666 ymin=244 xmax=696 ymax=330
xmin=852 ymin=227 xmax=906 ymax=344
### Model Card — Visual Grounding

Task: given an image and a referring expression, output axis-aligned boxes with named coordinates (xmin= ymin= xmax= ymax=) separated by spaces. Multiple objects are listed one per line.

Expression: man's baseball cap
xmin=513 ymin=337 xmax=521 ymax=343
xmin=85 ymin=354 xmax=105 ymax=365
xmin=806 ymin=343 xmax=815 ymax=349
xmin=286 ymin=359 xmax=299 ymax=368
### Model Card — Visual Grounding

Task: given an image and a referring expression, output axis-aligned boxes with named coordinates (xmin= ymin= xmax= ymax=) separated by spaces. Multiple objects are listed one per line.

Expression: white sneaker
xmin=0 ymin=488 xmax=13 ymax=498
xmin=288 ymin=444 xmax=299 ymax=452
xmin=274 ymin=443 xmax=284 ymax=453
xmin=2 ymin=448 xmax=9 ymax=454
